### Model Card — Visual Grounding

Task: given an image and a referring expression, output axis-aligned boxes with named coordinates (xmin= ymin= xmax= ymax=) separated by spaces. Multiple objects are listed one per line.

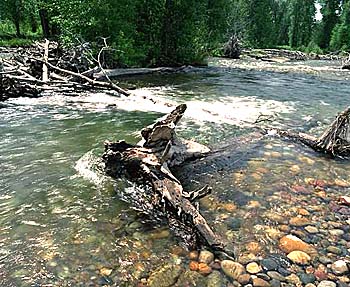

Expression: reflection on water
xmin=1 ymin=61 xmax=350 ymax=286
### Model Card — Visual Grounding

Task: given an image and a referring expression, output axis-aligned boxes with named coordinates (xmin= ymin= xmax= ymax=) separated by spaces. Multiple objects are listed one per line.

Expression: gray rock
xmin=326 ymin=246 xmax=341 ymax=255
xmin=317 ymin=280 xmax=336 ymax=287
xmin=270 ymin=279 xmax=281 ymax=287
xmin=298 ymin=272 xmax=316 ymax=284
xmin=267 ymin=271 xmax=285 ymax=282
xmin=318 ymin=256 xmax=332 ymax=264
xmin=261 ymin=258 xmax=278 ymax=271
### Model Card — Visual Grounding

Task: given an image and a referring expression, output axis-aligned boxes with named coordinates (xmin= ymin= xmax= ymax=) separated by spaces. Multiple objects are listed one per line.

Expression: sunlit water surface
xmin=1 ymin=59 xmax=350 ymax=286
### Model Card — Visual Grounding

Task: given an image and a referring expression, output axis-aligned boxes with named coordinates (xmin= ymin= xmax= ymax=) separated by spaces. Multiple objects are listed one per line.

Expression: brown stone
xmin=221 ymin=260 xmax=246 ymax=280
xmin=287 ymin=250 xmax=311 ymax=265
xmin=289 ymin=217 xmax=311 ymax=226
xmin=198 ymin=263 xmax=212 ymax=276
xmin=189 ymin=261 xmax=199 ymax=271
xmin=279 ymin=234 xmax=317 ymax=257
xmin=237 ymin=274 xmax=251 ymax=285
xmin=246 ymin=262 xmax=262 ymax=274
xmin=188 ymin=251 xmax=199 ymax=260
xmin=252 ymin=277 xmax=271 ymax=287
xmin=246 ymin=242 xmax=262 ymax=254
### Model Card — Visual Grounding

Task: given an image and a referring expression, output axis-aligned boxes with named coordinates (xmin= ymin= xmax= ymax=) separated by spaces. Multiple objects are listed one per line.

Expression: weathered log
xmin=102 ymin=104 xmax=235 ymax=258
xmin=267 ymin=107 xmax=350 ymax=157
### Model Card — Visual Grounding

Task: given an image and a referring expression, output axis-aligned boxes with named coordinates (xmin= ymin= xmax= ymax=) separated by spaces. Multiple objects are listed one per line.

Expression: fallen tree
xmin=0 ymin=40 xmax=129 ymax=101
xmin=102 ymin=104 xmax=235 ymax=258
xmin=267 ymin=106 xmax=350 ymax=157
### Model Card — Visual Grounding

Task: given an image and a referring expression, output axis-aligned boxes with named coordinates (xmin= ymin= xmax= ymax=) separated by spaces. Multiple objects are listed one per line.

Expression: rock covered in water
xmin=198 ymin=250 xmax=214 ymax=264
xmin=279 ymin=234 xmax=317 ymax=256
xmin=220 ymin=260 xmax=246 ymax=280
xmin=317 ymin=280 xmax=336 ymax=287
xmin=246 ymin=262 xmax=262 ymax=274
xmin=287 ymin=250 xmax=311 ymax=265
xmin=206 ymin=270 xmax=223 ymax=287
xmin=252 ymin=277 xmax=270 ymax=286
xmin=148 ymin=264 xmax=183 ymax=287
xmin=176 ymin=270 xmax=207 ymax=286
xmin=331 ymin=260 xmax=349 ymax=275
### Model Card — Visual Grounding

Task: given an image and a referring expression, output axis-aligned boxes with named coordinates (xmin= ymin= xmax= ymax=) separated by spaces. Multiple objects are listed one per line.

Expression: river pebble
xmin=207 ymin=270 xmax=223 ymax=287
xmin=221 ymin=260 xmax=245 ymax=280
xmin=287 ymin=250 xmax=311 ymax=265
xmin=266 ymin=271 xmax=285 ymax=282
xmin=198 ymin=250 xmax=214 ymax=264
xmin=252 ymin=277 xmax=270 ymax=287
xmin=331 ymin=259 xmax=349 ymax=275
xmin=246 ymin=262 xmax=262 ymax=274
xmin=317 ymin=280 xmax=336 ymax=287
xmin=305 ymin=226 xmax=319 ymax=234
xmin=237 ymin=273 xmax=251 ymax=284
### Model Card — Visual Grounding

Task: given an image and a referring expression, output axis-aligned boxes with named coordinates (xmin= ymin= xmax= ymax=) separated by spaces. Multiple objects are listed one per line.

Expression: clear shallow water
xmin=1 ymin=61 xmax=350 ymax=286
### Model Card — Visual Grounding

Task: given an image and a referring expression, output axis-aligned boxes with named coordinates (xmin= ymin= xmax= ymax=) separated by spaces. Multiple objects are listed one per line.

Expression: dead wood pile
xmin=102 ymin=104 xmax=235 ymax=258
xmin=0 ymin=40 xmax=129 ymax=101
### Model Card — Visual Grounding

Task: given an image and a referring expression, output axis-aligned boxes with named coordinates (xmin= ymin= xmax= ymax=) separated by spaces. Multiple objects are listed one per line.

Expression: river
xmin=0 ymin=58 xmax=350 ymax=286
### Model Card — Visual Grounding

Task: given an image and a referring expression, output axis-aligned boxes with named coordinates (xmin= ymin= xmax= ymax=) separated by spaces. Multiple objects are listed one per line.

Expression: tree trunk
xmin=39 ymin=9 xmax=50 ymax=38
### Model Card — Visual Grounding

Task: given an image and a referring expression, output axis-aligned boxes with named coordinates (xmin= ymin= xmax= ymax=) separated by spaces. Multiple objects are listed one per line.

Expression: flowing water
xmin=1 ymin=58 xmax=350 ymax=286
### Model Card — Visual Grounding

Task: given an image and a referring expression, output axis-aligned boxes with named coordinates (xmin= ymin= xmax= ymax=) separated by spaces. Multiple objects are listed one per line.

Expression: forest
xmin=1 ymin=0 xmax=350 ymax=67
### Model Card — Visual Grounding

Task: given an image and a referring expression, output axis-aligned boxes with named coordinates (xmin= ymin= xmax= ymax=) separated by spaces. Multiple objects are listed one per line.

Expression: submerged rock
xmin=287 ymin=250 xmax=311 ymax=265
xmin=198 ymin=250 xmax=214 ymax=264
xmin=279 ymin=234 xmax=317 ymax=256
xmin=331 ymin=260 xmax=349 ymax=275
xmin=148 ymin=264 xmax=183 ymax=287
xmin=221 ymin=260 xmax=245 ymax=280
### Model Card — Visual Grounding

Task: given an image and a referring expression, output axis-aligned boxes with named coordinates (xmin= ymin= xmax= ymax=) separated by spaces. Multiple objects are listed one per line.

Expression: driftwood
xmin=269 ymin=107 xmax=350 ymax=157
xmin=223 ymin=35 xmax=241 ymax=59
xmin=0 ymin=40 xmax=129 ymax=101
xmin=102 ymin=104 xmax=235 ymax=258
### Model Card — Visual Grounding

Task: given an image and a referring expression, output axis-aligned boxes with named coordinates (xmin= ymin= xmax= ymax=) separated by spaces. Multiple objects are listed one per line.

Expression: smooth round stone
xmin=246 ymin=262 xmax=262 ymax=274
xmin=287 ymin=250 xmax=311 ymax=265
xmin=305 ymin=226 xmax=319 ymax=234
xmin=289 ymin=217 xmax=311 ymax=226
xmin=298 ymin=273 xmax=316 ymax=284
xmin=329 ymin=229 xmax=344 ymax=236
xmin=326 ymin=246 xmax=342 ymax=255
xmin=318 ymin=256 xmax=332 ymax=264
xmin=198 ymin=250 xmax=214 ymax=264
xmin=261 ymin=258 xmax=278 ymax=271
xmin=267 ymin=271 xmax=285 ymax=282
xmin=331 ymin=259 xmax=349 ymax=275
xmin=285 ymin=274 xmax=301 ymax=285
xmin=279 ymin=235 xmax=317 ymax=256
xmin=277 ymin=267 xmax=291 ymax=276
xmin=221 ymin=260 xmax=246 ymax=280
xmin=237 ymin=274 xmax=251 ymax=285
xmin=317 ymin=280 xmax=336 ymax=287
xmin=252 ymin=277 xmax=270 ymax=287
xmin=305 ymin=284 xmax=316 ymax=287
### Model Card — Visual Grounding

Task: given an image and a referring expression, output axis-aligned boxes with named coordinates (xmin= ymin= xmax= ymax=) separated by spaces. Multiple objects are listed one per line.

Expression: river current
xmin=0 ymin=58 xmax=350 ymax=286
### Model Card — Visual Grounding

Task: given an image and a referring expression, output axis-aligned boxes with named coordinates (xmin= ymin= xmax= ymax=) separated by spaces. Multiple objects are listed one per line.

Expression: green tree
xmin=0 ymin=0 xmax=24 ymax=36
xmin=288 ymin=0 xmax=316 ymax=48
xmin=319 ymin=0 xmax=341 ymax=48
xmin=330 ymin=0 xmax=350 ymax=50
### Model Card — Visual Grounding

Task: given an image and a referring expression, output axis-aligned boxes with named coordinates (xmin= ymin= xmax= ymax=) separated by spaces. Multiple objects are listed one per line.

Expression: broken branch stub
xmin=102 ymin=104 xmax=234 ymax=258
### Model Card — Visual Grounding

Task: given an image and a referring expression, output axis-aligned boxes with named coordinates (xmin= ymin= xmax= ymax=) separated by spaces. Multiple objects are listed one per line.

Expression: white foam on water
xmin=8 ymin=86 xmax=295 ymax=127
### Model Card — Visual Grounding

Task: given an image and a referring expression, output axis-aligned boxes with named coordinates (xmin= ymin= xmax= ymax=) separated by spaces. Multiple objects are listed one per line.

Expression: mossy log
xmin=102 ymin=104 xmax=235 ymax=258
